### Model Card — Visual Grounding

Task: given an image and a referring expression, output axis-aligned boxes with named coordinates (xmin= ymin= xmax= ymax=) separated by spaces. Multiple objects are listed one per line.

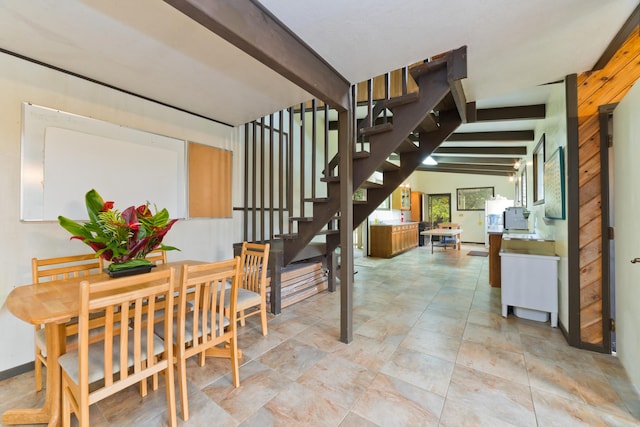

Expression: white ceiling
xmin=0 ymin=0 xmax=637 ymax=126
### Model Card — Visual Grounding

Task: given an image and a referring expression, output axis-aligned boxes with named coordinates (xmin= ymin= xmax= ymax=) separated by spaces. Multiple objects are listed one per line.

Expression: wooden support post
xmin=269 ymin=248 xmax=283 ymax=315
xmin=338 ymin=92 xmax=354 ymax=344
xmin=327 ymin=249 xmax=337 ymax=292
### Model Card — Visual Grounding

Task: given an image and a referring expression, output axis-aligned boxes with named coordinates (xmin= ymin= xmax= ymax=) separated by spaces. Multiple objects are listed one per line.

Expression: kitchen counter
xmin=369 ymin=222 xmax=419 ymax=258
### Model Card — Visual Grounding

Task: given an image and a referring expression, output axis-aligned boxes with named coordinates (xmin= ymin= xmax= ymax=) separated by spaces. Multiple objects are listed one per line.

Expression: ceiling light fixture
xmin=514 ymin=159 xmax=521 ymax=170
xmin=423 ymin=155 xmax=438 ymax=166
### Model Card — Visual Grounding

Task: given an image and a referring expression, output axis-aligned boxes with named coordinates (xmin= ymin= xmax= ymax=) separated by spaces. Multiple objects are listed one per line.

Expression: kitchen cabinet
xmin=369 ymin=223 xmax=418 ymax=258
xmin=488 ymin=232 xmax=503 ymax=287
xmin=392 ymin=186 xmax=411 ymax=210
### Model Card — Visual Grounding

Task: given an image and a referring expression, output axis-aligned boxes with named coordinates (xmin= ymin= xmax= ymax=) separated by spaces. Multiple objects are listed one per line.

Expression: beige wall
xmin=528 ymin=82 xmax=569 ymax=330
xmin=0 ymin=52 xmax=243 ymax=371
xmin=409 ymin=171 xmax=515 ymax=243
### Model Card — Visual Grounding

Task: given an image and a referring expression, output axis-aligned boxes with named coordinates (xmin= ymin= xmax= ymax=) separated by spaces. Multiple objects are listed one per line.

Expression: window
xmin=533 ymin=134 xmax=545 ymax=204
xmin=456 ymin=187 xmax=494 ymax=211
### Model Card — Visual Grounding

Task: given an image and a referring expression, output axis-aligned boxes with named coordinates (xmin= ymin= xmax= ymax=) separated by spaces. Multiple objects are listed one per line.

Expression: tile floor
xmin=2 ymin=243 xmax=640 ymax=426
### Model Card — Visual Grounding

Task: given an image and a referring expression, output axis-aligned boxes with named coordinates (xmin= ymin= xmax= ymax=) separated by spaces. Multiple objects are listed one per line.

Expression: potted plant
xmin=58 ymin=189 xmax=179 ymax=276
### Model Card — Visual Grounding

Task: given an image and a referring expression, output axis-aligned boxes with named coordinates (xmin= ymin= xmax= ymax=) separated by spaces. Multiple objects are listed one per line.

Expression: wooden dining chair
xmin=438 ymin=222 xmax=462 ymax=250
xmin=225 ymin=242 xmax=270 ymax=336
xmin=31 ymin=254 xmax=103 ymax=392
xmin=155 ymin=257 xmax=241 ymax=421
xmin=57 ymin=268 xmax=178 ymax=427
xmin=146 ymin=248 xmax=168 ymax=264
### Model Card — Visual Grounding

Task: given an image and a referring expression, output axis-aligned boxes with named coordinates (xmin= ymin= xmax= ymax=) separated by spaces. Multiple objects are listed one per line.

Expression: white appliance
xmin=484 ymin=198 xmax=513 ymax=247
xmin=504 ymin=206 xmax=529 ymax=230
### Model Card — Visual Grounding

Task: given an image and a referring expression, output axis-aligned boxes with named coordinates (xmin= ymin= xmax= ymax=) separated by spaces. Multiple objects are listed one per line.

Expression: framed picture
xmin=456 ymin=186 xmax=494 ymax=211
xmin=533 ymin=134 xmax=545 ymax=204
xmin=544 ymin=146 xmax=565 ymax=219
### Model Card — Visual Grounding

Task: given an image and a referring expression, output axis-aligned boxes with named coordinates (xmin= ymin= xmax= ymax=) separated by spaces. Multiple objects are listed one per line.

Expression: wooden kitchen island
xmin=369 ymin=222 xmax=419 ymax=258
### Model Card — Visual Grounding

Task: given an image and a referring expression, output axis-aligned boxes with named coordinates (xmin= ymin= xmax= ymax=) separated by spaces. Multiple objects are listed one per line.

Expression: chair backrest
xmin=176 ymin=257 xmax=241 ymax=350
xmin=146 ymin=249 xmax=168 ymax=265
xmin=76 ymin=268 xmax=175 ymax=398
xmin=240 ymin=242 xmax=270 ymax=294
xmin=32 ymin=253 xmax=103 ymax=283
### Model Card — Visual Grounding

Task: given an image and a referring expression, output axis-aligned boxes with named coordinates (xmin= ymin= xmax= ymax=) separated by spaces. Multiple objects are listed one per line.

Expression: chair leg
xmin=34 ymin=352 xmax=43 ymax=392
xmin=177 ymin=357 xmax=189 ymax=421
xmin=164 ymin=362 xmax=177 ymax=427
xmin=152 ymin=372 xmax=159 ymax=391
xmin=239 ymin=309 xmax=246 ymax=327
xmin=139 ymin=377 xmax=148 ymax=397
xmin=259 ymin=303 xmax=268 ymax=336
xmin=61 ymin=384 xmax=71 ymax=427
xmin=229 ymin=336 xmax=240 ymax=388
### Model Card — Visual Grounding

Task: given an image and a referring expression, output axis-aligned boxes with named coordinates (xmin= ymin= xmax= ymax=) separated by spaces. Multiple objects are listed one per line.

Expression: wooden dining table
xmin=1 ymin=260 xmax=202 ymax=427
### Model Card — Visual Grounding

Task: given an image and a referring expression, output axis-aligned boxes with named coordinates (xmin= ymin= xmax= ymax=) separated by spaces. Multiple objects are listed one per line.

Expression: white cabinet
xmin=500 ymin=250 xmax=560 ymax=327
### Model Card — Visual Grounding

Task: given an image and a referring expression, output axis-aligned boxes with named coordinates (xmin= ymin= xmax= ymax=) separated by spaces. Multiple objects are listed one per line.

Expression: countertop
xmin=500 ymin=234 xmax=557 ymax=257
xmin=370 ymin=221 xmax=419 ymax=226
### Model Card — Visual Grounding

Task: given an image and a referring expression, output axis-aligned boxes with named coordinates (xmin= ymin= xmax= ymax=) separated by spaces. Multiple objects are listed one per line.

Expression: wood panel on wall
xmin=188 ymin=142 xmax=232 ymax=218
xmin=576 ymin=29 xmax=640 ymax=345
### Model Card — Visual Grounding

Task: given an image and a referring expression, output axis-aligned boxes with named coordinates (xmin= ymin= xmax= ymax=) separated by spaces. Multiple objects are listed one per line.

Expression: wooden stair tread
xmin=316 ymin=229 xmax=339 ymax=235
xmin=273 ymin=233 xmax=299 ymax=239
xmin=409 ymin=56 xmax=448 ymax=80
xmin=360 ymin=180 xmax=383 ymax=189
xmin=395 ymin=138 xmax=419 ymax=153
xmin=288 ymin=216 xmax=313 ymax=222
xmin=320 ymin=176 xmax=340 ymax=183
xmin=384 ymin=92 xmax=419 ymax=109
xmin=415 ymin=112 xmax=439 ymax=133
xmin=377 ymin=160 xmax=400 ymax=172
xmin=359 ymin=122 xmax=392 ymax=137
xmin=353 ymin=151 xmax=370 ymax=159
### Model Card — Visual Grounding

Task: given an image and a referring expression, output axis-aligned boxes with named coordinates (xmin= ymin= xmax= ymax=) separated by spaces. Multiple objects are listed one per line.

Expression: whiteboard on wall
xmin=21 ymin=103 xmax=187 ymax=221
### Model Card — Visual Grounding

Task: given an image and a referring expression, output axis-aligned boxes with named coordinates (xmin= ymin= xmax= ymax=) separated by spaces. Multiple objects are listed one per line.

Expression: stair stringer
xmin=283 ymin=50 xmax=468 ymax=265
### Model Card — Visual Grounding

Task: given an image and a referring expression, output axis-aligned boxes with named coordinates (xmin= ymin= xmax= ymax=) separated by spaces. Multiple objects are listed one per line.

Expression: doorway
xmin=426 ymin=193 xmax=451 ymax=229
xmin=599 ymin=105 xmax=616 ymax=353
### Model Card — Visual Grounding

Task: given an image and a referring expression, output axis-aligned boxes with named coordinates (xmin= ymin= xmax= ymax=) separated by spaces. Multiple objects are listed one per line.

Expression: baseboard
xmin=0 ymin=361 xmax=34 ymax=381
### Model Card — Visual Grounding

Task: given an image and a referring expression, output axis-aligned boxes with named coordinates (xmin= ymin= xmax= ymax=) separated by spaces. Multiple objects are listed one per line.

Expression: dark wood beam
xmin=417 ymin=165 xmax=513 ymax=176
xmin=432 ymin=156 xmax=518 ymax=165
xmin=476 ymin=105 xmax=546 ymax=121
xmin=592 ymin=3 xmax=640 ymax=70
xmin=434 ymin=146 xmax=527 ymax=155
xmin=445 ymin=46 xmax=470 ymax=123
xmin=164 ymin=0 xmax=351 ymax=111
xmin=446 ymin=130 xmax=534 ymax=142
xmin=422 ymin=163 xmax=515 ymax=172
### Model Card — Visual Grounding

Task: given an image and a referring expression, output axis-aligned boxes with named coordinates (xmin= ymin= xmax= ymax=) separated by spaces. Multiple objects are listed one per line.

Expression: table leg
xmin=1 ymin=323 xmax=65 ymax=427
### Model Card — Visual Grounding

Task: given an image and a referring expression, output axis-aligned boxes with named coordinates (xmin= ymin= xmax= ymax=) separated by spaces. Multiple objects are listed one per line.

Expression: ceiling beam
xmin=423 ymin=163 xmax=515 ymax=172
xmin=417 ymin=165 xmax=512 ymax=176
xmin=164 ymin=0 xmax=351 ymax=111
xmin=446 ymin=130 xmax=534 ymax=142
xmin=476 ymin=105 xmax=545 ymax=121
xmin=434 ymin=146 xmax=527 ymax=155
xmin=432 ymin=156 xmax=518 ymax=165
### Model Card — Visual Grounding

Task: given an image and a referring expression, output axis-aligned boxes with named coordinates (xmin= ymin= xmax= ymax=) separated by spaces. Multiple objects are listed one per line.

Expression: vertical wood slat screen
xmin=188 ymin=142 xmax=232 ymax=217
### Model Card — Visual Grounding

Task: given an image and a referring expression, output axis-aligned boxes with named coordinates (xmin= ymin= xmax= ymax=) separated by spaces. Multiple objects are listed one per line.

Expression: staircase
xmin=278 ymin=46 xmax=472 ymax=265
